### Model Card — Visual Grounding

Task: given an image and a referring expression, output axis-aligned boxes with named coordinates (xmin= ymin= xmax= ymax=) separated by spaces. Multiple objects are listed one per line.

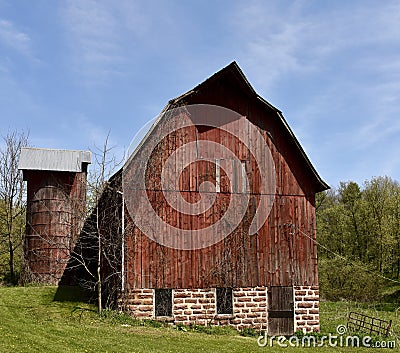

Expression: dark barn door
xmin=268 ymin=286 xmax=294 ymax=336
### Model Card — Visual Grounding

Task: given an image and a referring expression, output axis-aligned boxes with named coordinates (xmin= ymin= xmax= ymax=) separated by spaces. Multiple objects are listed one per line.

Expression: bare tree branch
xmin=0 ymin=130 xmax=28 ymax=284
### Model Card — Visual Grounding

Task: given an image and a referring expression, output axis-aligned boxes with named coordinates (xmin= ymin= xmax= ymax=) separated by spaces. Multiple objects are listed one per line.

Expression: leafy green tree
xmin=363 ymin=177 xmax=399 ymax=274
xmin=317 ymin=188 xmax=348 ymax=257
xmin=317 ymin=176 xmax=400 ymax=301
xmin=338 ymin=181 xmax=365 ymax=260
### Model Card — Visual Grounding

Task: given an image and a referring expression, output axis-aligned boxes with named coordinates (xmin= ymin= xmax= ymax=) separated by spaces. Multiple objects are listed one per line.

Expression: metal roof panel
xmin=18 ymin=147 xmax=92 ymax=172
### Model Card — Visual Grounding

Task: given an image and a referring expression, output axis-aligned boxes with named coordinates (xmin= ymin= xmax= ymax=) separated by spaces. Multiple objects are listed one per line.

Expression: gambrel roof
xmin=126 ymin=61 xmax=328 ymax=193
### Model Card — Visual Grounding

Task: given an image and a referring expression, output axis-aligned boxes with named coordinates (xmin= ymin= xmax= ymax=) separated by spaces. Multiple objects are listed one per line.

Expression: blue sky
xmin=0 ymin=0 xmax=399 ymax=188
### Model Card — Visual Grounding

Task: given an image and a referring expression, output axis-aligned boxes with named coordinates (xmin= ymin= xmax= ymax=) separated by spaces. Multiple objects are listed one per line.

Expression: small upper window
xmin=215 ymin=159 xmax=221 ymax=193
xmin=155 ymin=289 xmax=172 ymax=317
xmin=216 ymin=287 xmax=233 ymax=315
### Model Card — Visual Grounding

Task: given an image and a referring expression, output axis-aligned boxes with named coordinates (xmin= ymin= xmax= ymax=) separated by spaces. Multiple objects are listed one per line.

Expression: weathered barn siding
xmin=117 ymin=62 xmax=327 ymax=334
xmin=123 ymin=67 xmax=322 ymax=291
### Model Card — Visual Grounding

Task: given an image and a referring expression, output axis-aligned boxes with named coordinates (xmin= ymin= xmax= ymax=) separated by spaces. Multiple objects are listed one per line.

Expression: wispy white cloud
xmin=230 ymin=0 xmax=400 ymax=92
xmin=356 ymin=105 xmax=400 ymax=147
xmin=60 ymin=1 xmax=188 ymax=86
xmin=73 ymin=114 xmax=125 ymax=162
xmin=0 ymin=19 xmax=31 ymax=55
xmin=0 ymin=61 xmax=8 ymax=73
xmin=245 ymin=22 xmax=312 ymax=84
xmin=61 ymin=0 xmax=126 ymax=84
xmin=228 ymin=2 xmax=311 ymax=88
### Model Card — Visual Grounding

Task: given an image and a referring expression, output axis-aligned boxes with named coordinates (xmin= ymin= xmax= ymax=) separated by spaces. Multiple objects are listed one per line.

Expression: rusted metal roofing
xmin=18 ymin=147 xmax=92 ymax=172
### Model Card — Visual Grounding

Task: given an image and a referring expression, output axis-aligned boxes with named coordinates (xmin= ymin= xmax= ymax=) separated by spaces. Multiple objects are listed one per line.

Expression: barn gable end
xmin=119 ymin=62 xmax=328 ymax=334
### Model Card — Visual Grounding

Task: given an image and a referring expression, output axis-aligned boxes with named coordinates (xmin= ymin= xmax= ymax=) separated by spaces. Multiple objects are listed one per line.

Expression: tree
xmin=0 ymin=130 xmax=28 ymax=283
xmin=338 ymin=181 xmax=366 ymax=260
xmin=390 ymin=185 xmax=400 ymax=279
xmin=363 ymin=177 xmax=400 ymax=275
xmin=58 ymin=134 xmax=123 ymax=314
xmin=87 ymin=134 xmax=121 ymax=314
xmin=316 ymin=188 xmax=348 ymax=258
xmin=316 ymin=176 xmax=400 ymax=301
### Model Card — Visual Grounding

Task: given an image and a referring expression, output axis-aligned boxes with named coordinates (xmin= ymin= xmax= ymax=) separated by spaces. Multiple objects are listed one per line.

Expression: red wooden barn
xmin=118 ymin=62 xmax=328 ymax=335
xmin=19 ymin=61 xmax=328 ymax=336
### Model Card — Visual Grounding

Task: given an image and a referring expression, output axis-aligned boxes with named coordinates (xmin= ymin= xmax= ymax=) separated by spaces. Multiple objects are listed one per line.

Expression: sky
xmin=0 ymin=0 xmax=399 ymax=188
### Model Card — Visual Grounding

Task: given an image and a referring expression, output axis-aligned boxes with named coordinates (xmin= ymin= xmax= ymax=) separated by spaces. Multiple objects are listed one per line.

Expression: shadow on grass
xmin=383 ymin=289 xmax=400 ymax=305
xmin=54 ymin=285 xmax=93 ymax=303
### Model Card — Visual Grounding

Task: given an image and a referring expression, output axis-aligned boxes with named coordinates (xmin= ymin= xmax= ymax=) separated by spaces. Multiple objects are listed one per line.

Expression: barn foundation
xmin=294 ymin=285 xmax=320 ymax=333
xmin=119 ymin=286 xmax=320 ymax=333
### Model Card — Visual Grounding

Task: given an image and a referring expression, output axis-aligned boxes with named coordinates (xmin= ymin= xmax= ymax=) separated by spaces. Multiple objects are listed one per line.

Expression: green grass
xmin=0 ymin=286 xmax=399 ymax=353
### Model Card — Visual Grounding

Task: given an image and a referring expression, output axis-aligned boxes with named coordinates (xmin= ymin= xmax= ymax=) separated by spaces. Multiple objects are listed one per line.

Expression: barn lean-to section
xmin=119 ymin=62 xmax=328 ymax=335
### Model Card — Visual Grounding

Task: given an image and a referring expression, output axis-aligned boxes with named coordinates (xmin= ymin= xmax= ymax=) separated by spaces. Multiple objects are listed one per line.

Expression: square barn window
xmin=155 ymin=289 xmax=172 ymax=317
xmin=216 ymin=288 xmax=233 ymax=315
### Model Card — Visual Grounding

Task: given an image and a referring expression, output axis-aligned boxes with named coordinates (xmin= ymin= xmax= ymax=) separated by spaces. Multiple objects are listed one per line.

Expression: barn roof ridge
xmin=168 ymin=61 xmax=281 ymax=112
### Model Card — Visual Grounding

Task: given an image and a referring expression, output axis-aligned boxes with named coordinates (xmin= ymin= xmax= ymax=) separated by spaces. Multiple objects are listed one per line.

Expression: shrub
xmin=319 ymin=257 xmax=384 ymax=302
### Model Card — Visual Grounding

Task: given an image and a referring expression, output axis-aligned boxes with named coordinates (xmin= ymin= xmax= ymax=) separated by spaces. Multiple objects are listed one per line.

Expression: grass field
xmin=0 ymin=286 xmax=398 ymax=353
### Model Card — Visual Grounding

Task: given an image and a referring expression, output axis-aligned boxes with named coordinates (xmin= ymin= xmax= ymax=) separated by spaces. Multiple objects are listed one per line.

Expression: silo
xmin=18 ymin=148 xmax=92 ymax=284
